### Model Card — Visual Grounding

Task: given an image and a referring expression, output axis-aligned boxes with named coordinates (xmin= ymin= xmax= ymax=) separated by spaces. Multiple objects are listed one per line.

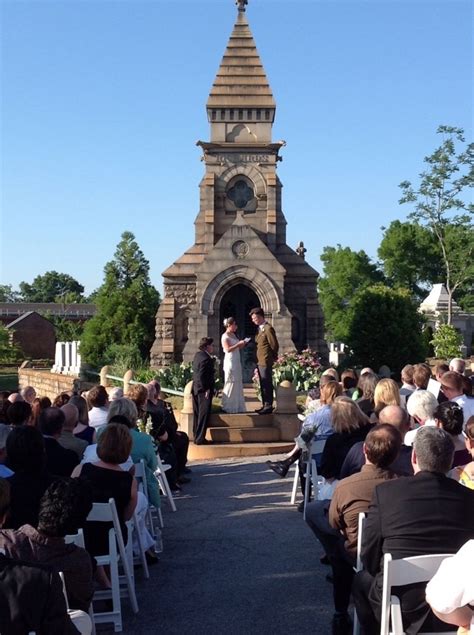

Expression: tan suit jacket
xmin=256 ymin=323 xmax=279 ymax=367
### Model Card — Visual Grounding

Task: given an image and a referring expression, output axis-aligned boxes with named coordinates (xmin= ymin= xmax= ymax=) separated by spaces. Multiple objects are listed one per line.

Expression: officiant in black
xmin=192 ymin=337 xmax=215 ymax=445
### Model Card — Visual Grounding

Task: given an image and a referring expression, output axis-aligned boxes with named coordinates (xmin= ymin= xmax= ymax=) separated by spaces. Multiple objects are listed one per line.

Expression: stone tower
xmin=150 ymin=1 xmax=327 ymax=376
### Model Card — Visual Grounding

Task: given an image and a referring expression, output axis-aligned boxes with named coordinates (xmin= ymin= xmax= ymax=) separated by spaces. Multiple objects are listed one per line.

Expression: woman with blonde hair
xmin=372 ymin=378 xmax=401 ymax=421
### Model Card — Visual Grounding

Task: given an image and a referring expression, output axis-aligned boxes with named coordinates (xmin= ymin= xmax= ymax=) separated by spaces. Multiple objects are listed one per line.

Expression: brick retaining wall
xmin=18 ymin=369 xmax=93 ymax=401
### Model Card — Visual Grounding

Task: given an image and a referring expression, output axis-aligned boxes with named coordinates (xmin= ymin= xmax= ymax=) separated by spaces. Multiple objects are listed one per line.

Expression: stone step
xmin=209 ymin=412 xmax=274 ymax=428
xmin=206 ymin=426 xmax=280 ymax=443
xmin=188 ymin=441 xmax=294 ymax=461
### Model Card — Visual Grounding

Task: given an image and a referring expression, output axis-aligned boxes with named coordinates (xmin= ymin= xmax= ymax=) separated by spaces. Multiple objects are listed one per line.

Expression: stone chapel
xmin=150 ymin=0 xmax=327 ymax=379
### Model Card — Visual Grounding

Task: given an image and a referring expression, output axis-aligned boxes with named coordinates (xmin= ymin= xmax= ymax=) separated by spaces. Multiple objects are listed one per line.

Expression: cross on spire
xmin=236 ymin=0 xmax=248 ymax=12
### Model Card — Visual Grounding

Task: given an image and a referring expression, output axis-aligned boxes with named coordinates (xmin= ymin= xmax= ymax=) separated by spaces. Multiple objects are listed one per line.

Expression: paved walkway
xmin=104 ymin=456 xmax=333 ymax=634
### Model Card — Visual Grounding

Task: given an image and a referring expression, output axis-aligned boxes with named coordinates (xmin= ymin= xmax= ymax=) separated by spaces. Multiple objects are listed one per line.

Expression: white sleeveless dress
xmin=221 ymin=333 xmax=246 ymax=413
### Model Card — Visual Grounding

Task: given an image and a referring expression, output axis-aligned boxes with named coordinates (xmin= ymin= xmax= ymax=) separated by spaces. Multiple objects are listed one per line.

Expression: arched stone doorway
xmin=219 ymin=284 xmax=259 ymax=382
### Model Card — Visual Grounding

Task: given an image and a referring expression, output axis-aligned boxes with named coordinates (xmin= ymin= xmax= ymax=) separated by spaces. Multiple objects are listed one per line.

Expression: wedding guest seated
xmin=0 ymin=394 xmax=10 ymax=424
xmin=31 ymin=396 xmax=52 ymax=427
xmin=340 ymin=405 xmax=413 ymax=478
xmin=355 ymin=372 xmax=379 ymax=417
xmin=341 ymin=369 xmax=358 ymax=397
xmin=404 ymin=389 xmax=438 ymax=446
xmin=318 ymin=397 xmax=373 ymax=484
xmin=426 ymin=539 xmax=474 ymax=634
xmin=20 ymin=385 xmax=36 ymax=404
xmin=108 ymin=397 xmax=162 ymax=511
xmin=0 ymin=479 xmax=81 ymax=635
xmin=370 ymin=378 xmax=401 ymax=422
xmin=440 ymin=371 xmax=474 ymax=427
xmin=147 ymin=380 xmax=191 ymax=478
xmin=450 ymin=416 xmax=474 ymax=489
xmin=72 ymin=423 xmax=138 ymax=587
xmin=306 ymin=425 xmax=401 ymax=635
xmin=6 ymin=400 xmax=32 ymax=426
xmin=399 ymin=364 xmax=416 ymax=398
xmin=352 ymin=427 xmax=474 ymax=635
xmin=449 ymin=357 xmax=466 ymax=375
xmin=412 ymin=362 xmax=432 ymax=390
xmin=149 ymin=412 xmax=181 ymax=493
xmin=5 ymin=426 xmax=54 ymax=529
xmin=69 ymin=395 xmax=96 ymax=445
xmin=59 ymin=403 xmax=88 ymax=460
xmin=39 ymin=407 xmax=79 ymax=477
xmin=52 ymin=392 xmax=70 ymax=408
xmin=0 ymin=478 xmax=94 ymax=612
xmin=126 ymin=383 xmax=148 ymax=422
xmin=0 ymin=425 xmax=12 ymax=478
xmin=267 ymin=378 xmax=342 ymax=479
xmin=86 ymin=385 xmax=109 ymax=429
xmin=433 ymin=401 xmax=471 ymax=467
xmin=109 ymin=387 xmax=123 ymax=401
xmin=7 ymin=393 xmax=23 ymax=404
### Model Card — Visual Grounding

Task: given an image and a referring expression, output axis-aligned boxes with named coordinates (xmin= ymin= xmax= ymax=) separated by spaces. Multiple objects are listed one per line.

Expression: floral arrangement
xmin=136 ymin=418 xmax=153 ymax=435
xmin=252 ymin=348 xmax=322 ymax=395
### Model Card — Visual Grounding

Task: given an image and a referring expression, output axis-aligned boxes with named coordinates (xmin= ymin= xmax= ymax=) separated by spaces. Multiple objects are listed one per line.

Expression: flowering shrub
xmin=252 ymin=348 xmax=322 ymax=394
xmin=135 ymin=362 xmax=193 ymax=392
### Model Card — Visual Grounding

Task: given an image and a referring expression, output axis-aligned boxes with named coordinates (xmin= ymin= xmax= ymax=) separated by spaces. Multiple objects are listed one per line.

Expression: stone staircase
xmin=187 ymin=385 xmax=296 ymax=460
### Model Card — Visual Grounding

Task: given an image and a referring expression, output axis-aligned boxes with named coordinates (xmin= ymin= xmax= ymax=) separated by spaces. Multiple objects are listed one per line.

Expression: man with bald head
xmin=449 ymin=358 xmax=466 ymax=375
xmin=340 ymin=405 xmax=413 ymax=478
xmin=58 ymin=404 xmax=87 ymax=460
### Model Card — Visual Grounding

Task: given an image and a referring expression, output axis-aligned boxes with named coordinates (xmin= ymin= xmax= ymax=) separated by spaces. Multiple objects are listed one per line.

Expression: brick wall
xmin=18 ymin=369 xmax=92 ymax=401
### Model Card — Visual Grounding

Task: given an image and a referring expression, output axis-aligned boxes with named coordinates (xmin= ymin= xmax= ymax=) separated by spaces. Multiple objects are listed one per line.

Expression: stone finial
xmin=236 ymin=0 xmax=248 ymax=12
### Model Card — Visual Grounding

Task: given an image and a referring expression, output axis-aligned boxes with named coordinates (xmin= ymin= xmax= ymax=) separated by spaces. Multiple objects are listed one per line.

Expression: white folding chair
xmin=302 ymin=438 xmax=327 ymax=519
xmin=290 ymin=439 xmax=327 ymax=508
xmin=352 ymin=512 xmax=367 ymax=635
xmin=155 ymin=453 xmax=177 ymax=512
xmin=86 ymin=499 xmax=139 ymax=632
xmin=64 ymin=529 xmax=96 ymax=635
xmin=380 ymin=552 xmax=455 ymax=635
xmin=134 ymin=459 xmax=164 ymax=538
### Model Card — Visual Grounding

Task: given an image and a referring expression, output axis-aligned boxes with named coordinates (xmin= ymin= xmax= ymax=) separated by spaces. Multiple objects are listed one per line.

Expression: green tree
xmin=318 ymin=245 xmax=384 ymax=341
xmin=399 ymin=126 xmax=474 ymax=323
xmin=378 ymin=220 xmax=444 ymax=299
xmin=346 ymin=285 xmax=427 ymax=373
xmin=430 ymin=324 xmax=463 ymax=359
xmin=0 ymin=326 xmax=22 ymax=363
xmin=0 ymin=284 xmax=20 ymax=302
xmin=79 ymin=232 xmax=160 ymax=367
xmin=19 ymin=271 xmax=85 ymax=303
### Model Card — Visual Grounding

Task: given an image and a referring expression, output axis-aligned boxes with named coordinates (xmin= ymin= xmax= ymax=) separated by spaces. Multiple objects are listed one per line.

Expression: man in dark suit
xmin=192 ymin=337 xmax=215 ymax=445
xmin=250 ymin=307 xmax=279 ymax=415
xmin=353 ymin=426 xmax=474 ymax=635
xmin=39 ymin=408 xmax=79 ymax=477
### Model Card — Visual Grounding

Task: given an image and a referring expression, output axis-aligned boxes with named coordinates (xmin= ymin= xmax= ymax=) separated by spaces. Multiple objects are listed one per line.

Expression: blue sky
xmin=1 ymin=0 xmax=472 ymax=295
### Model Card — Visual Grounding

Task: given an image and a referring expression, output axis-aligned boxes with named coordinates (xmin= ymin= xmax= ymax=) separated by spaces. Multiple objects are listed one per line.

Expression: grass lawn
xmin=0 ymin=367 xmax=19 ymax=392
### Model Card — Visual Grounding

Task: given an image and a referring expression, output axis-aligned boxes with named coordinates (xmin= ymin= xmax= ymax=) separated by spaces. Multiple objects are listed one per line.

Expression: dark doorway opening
xmin=219 ymin=284 xmax=260 ymax=383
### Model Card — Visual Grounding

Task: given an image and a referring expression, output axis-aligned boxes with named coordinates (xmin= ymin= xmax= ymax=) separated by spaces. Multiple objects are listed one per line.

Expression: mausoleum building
xmin=150 ymin=1 xmax=327 ymax=378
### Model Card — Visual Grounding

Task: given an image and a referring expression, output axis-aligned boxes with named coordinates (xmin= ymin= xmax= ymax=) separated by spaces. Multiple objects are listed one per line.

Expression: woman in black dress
xmin=71 ymin=423 xmax=137 ymax=587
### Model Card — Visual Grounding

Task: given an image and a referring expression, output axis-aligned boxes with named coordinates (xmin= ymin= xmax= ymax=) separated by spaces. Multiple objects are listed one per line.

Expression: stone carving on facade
xmin=164 ymin=284 xmax=196 ymax=308
xmin=296 ymin=241 xmax=307 ymax=259
xmin=231 ymin=240 xmax=250 ymax=259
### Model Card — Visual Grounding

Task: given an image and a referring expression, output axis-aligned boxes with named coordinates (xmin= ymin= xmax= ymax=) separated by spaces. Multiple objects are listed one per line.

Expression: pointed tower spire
xmin=207 ymin=1 xmax=275 ymax=126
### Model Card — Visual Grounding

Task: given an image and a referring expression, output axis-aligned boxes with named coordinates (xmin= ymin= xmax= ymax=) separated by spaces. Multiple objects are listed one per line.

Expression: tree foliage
xmin=0 ymin=285 xmax=20 ymax=303
xmin=399 ymin=126 xmax=474 ymax=323
xmin=318 ymin=245 xmax=384 ymax=342
xmin=430 ymin=324 xmax=463 ymax=360
xmin=79 ymin=232 xmax=160 ymax=367
xmin=19 ymin=271 xmax=85 ymax=303
xmin=346 ymin=285 xmax=427 ymax=373
xmin=378 ymin=220 xmax=444 ymax=299
xmin=0 ymin=326 xmax=23 ymax=363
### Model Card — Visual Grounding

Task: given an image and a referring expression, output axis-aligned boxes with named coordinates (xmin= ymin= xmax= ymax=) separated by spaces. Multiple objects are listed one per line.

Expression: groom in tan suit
xmin=250 ymin=307 xmax=279 ymax=415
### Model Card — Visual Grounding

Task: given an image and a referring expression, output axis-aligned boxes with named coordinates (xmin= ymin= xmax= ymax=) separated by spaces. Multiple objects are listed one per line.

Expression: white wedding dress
xmin=221 ymin=333 xmax=246 ymax=414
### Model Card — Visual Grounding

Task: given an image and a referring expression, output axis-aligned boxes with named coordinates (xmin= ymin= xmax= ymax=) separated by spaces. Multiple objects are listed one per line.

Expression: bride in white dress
xmin=221 ymin=317 xmax=248 ymax=414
